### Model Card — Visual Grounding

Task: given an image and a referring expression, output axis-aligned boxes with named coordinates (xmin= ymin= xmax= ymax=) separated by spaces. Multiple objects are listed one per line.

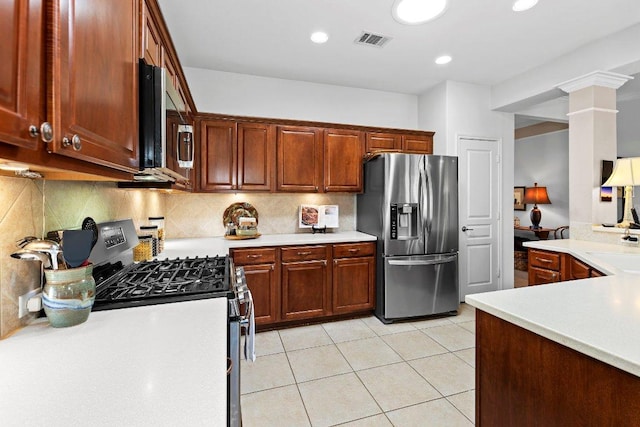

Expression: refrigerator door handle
xmin=419 ymin=159 xmax=428 ymax=238
xmin=388 ymin=255 xmax=457 ymax=266
xmin=426 ymin=160 xmax=434 ymax=234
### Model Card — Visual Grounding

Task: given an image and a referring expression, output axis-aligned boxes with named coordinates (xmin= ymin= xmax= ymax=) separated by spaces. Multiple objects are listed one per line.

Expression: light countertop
xmin=160 ymin=231 xmax=377 ymax=259
xmin=0 ymin=298 xmax=228 ymax=427
xmin=466 ymin=238 xmax=640 ymax=377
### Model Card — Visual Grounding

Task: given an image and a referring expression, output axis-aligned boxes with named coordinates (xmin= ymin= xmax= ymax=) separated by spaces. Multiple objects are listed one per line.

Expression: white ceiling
xmin=157 ymin=0 xmax=640 ymax=95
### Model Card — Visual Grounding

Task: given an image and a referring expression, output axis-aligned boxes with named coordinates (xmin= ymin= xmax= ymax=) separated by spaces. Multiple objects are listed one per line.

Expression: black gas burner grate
xmin=92 ymin=255 xmax=231 ymax=310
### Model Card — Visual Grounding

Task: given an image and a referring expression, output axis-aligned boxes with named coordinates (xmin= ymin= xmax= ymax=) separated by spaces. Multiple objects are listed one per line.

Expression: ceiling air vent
xmin=354 ymin=31 xmax=392 ymax=48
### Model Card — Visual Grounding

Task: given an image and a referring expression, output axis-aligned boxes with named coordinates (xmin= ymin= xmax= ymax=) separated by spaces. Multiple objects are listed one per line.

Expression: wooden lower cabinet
xmin=282 ymin=259 xmax=330 ymax=320
xmin=332 ymin=242 xmax=375 ymax=314
xmin=527 ymin=248 xmax=606 ymax=285
xmin=231 ymin=241 xmax=375 ymax=328
xmin=231 ymin=247 xmax=278 ymax=326
xmin=476 ymin=310 xmax=640 ymax=426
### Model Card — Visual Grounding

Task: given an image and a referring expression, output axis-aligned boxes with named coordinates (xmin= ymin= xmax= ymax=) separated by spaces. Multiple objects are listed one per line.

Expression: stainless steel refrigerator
xmin=357 ymin=153 xmax=458 ymax=323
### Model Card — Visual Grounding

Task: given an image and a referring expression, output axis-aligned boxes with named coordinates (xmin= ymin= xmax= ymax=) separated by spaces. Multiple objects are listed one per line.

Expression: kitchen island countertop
xmin=0 ymin=298 xmax=228 ymax=426
xmin=466 ymin=238 xmax=640 ymax=377
xmin=161 ymin=231 xmax=377 ymax=259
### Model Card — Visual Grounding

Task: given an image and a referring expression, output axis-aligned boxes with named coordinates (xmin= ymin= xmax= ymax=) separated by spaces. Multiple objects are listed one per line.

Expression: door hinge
xmin=497 ymin=211 xmax=501 ymax=220
xmin=497 ymin=268 xmax=501 ymax=278
xmin=496 ymin=154 xmax=501 ymax=163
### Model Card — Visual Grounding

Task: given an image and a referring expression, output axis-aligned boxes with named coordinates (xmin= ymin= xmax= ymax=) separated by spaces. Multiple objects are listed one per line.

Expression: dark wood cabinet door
xmin=199 ymin=120 xmax=237 ymax=191
xmin=276 ymin=126 xmax=323 ymax=192
xmin=50 ymin=0 xmax=139 ymax=172
xmin=141 ymin=1 xmax=162 ymax=67
xmin=365 ymin=132 xmax=401 ymax=153
xmin=237 ymin=123 xmax=275 ymax=191
xmin=281 ymin=260 xmax=329 ymax=320
xmin=324 ymin=128 xmax=364 ymax=192
xmin=242 ymin=263 xmax=278 ymax=325
xmin=0 ymin=0 xmax=43 ymax=149
xmin=402 ymin=134 xmax=433 ymax=154
xmin=333 ymin=257 xmax=375 ymax=314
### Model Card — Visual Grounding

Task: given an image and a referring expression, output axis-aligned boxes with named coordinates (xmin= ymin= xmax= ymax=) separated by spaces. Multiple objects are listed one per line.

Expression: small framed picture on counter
xmin=514 ymin=186 xmax=526 ymax=211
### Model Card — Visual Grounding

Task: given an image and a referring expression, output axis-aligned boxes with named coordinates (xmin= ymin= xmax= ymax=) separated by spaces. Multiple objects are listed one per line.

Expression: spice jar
xmin=148 ymin=216 xmax=165 ymax=253
xmin=133 ymin=235 xmax=153 ymax=262
xmin=139 ymin=225 xmax=159 ymax=257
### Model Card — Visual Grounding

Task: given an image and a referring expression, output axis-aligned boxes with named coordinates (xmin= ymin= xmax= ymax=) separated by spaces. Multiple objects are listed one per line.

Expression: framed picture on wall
xmin=514 ymin=186 xmax=526 ymax=211
xmin=601 ymin=160 xmax=614 ymax=202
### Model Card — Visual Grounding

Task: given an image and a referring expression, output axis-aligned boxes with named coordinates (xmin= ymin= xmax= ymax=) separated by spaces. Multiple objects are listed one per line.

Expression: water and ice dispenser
xmin=390 ymin=203 xmax=418 ymax=240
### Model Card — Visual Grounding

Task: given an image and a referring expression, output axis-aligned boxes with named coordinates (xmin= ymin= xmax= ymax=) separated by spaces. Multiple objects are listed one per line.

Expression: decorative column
xmin=557 ymin=71 xmax=633 ymax=239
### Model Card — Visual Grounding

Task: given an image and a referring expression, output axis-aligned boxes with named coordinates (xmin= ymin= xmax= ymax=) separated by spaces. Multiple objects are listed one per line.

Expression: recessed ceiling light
xmin=435 ymin=55 xmax=452 ymax=65
xmin=392 ymin=0 xmax=448 ymax=25
xmin=512 ymin=0 xmax=538 ymax=12
xmin=310 ymin=31 xmax=329 ymax=44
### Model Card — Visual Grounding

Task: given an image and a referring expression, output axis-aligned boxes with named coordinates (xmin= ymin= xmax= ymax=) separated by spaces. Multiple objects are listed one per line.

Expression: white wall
xmin=417 ymin=82 xmax=447 ymax=154
xmin=184 ymin=67 xmax=419 ymax=129
xmin=617 ymin=98 xmax=640 ymax=157
xmin=418 ymin=81 xmax=516 ymax=290
xmin=514 ymin=130 xmax=570 ymax=231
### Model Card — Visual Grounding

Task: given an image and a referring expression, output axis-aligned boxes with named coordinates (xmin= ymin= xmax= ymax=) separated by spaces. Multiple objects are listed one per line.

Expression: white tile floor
xmin=241 ymin=303 xmax=476 ymax=427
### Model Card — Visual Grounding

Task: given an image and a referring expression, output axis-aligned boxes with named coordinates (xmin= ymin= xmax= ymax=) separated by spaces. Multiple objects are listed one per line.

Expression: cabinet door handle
xmin=29 ymin=122 xmax=53 ymax=143
xmin=62 ymin=134 xmax=82 ymax=151
xmin=297 ymin=251 xmax=312 ymax=256
xmin=270 ymin=265 xmax=274 ymax=271
xmin=323 ymin=260 xmax=327 ymax=266
xmin=247 ymin=254 xmax=262 ymax=259
xmin=535 ymin=257 xmax=552 ymax=263
xmin=348 ymin=248 xmax=360 ymax=253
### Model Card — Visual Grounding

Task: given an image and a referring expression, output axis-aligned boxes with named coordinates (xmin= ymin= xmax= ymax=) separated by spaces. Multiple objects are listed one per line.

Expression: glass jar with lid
xmin=139 ymin=225 xmax=159 ymax=257
xmin=148 ymin=216 xmax=165 ymax=253
xmin=133 ymin=235 xmax=153 ymax=262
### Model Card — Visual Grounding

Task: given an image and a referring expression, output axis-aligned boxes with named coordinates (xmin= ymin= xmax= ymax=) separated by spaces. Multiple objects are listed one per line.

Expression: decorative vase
xmin=43 ymin=264 xmax=96 ymax=328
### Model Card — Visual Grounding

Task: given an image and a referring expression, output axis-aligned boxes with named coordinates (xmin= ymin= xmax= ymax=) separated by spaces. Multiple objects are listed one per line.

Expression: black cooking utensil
xmin=62 ymin=230 xmax=94 ymax=268
xmin=81 ymin=217 xmax=99 ymax=253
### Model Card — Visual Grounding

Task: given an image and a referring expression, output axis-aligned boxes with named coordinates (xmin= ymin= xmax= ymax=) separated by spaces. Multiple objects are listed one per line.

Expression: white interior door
xmin=458 ymin=136 xmax=501 ymax=300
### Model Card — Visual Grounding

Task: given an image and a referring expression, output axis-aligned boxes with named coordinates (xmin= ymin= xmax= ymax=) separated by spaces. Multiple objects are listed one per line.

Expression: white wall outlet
xmin=18 ymin=289 xmax=40 ymax=318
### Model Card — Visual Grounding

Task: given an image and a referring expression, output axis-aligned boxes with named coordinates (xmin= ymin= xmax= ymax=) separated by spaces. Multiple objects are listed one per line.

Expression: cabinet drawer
xmin=232 ymin=247 xmax=276 ymax=265
xmin=529 ymin=267 xmax=561 ymax=285
xmin=281 ymin=245 xmax=327 ymax=262
xmin=529 ymin=249 xmax=561 ymax=271
xmin=333 ymin=242 xmax=375 ymax=259
xmin=570 ymin=257 xmax=591 ymax=280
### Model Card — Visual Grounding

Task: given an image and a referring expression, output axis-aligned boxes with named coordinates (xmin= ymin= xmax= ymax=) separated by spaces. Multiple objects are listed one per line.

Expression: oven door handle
xmin=240 ymin=288 xmax=256 ymax=362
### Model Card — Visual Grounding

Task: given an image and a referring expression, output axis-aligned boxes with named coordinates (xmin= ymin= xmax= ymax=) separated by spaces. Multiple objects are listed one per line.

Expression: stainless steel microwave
xmin=138 ymin=59 xmax=194 ymax=183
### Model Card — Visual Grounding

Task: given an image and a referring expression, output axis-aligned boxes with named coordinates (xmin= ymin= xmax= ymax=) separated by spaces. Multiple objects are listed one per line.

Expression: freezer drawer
xmin=383 ymin=254 xmax=458 ymax=320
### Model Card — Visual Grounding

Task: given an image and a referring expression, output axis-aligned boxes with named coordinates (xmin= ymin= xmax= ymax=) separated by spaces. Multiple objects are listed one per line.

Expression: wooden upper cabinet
xmin=49 ymin=0 xmax=139 ymax=172
xmin=276 ymin=126 xmax=323 ymax=192
xmin=324 ymin=128 xmax=364 ymax=192
xmin=365 ymin=131 xmax=433 ymax=154
xmin=366 ymin=132 xmax=401 ymax=153
xmin=402 ymin=134 xmax=433 ymax=154
xmin=238 ymin=123 xmax=275 ymax=191
xmin=199 ymin=120 xmax=237 ymax=191
xmin=141 ymin=1 xmax=162 ymax=67
xmin=0 ymin=0 xmax=44 ymax=150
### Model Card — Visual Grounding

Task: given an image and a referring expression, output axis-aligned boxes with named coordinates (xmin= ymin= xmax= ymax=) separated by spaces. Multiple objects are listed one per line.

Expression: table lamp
xmin=523 ymin=182 xmax=551 ymax=229
xmin=602 ymin=157 xmax=640 ymax=228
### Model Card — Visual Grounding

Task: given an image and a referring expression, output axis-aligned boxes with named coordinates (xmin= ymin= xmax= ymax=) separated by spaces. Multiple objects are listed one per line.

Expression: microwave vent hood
xmin=138 ymin=59 xmax=194 ymax=183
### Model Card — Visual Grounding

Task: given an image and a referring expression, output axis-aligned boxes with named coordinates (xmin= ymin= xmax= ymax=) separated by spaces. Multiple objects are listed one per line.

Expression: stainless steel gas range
xmin=87 ymin=219 xmax=254 ymax=427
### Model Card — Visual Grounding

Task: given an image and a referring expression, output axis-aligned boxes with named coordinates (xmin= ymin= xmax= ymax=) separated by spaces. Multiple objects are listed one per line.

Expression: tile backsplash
xmin=0 ymin=177 xmax=356 ymax=338
xmin=0 ymin=178 xmax=164 ymax=339
xmin=164 ymin=192 xmax=355 ymax=238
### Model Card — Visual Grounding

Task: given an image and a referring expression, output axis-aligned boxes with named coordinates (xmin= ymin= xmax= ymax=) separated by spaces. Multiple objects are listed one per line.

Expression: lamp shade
xmin=602 ymin=157 xmax=640 ymax=187
xmin=523 ymin=182 xmax=551 ymax=205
